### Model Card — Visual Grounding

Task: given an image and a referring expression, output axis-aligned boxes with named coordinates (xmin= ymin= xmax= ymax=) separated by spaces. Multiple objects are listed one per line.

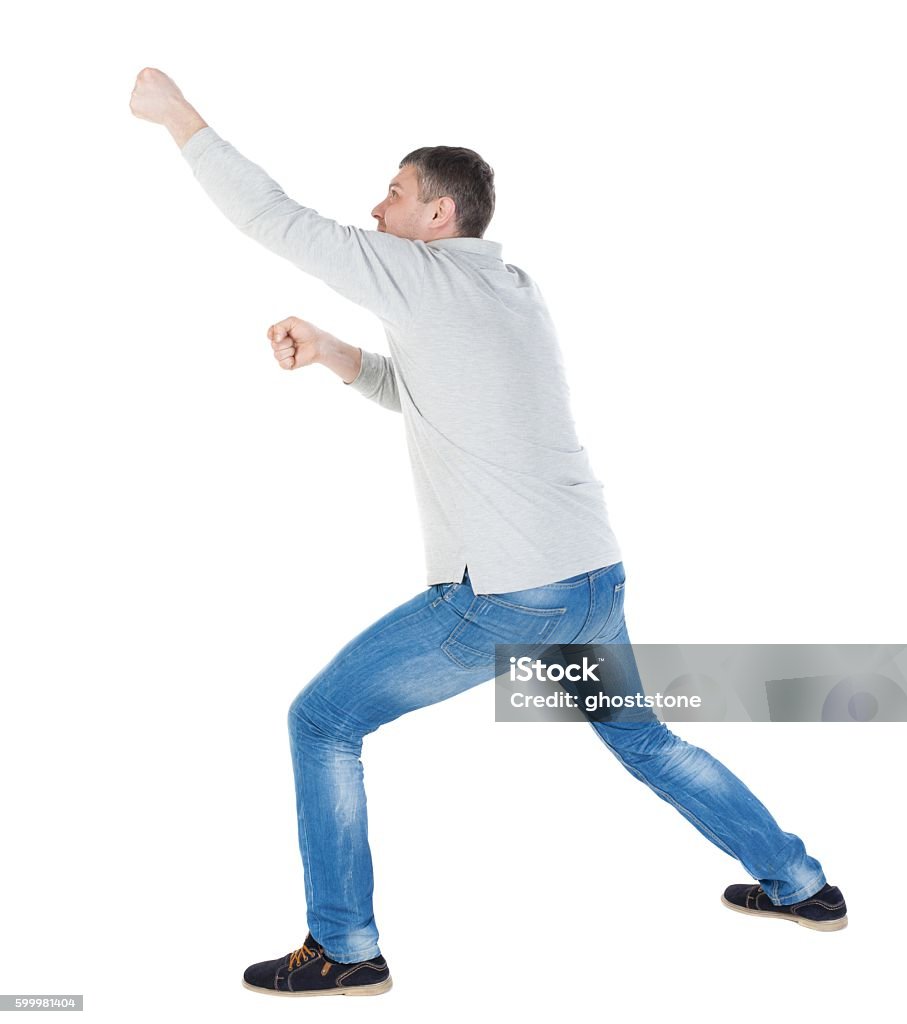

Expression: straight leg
xmin=585 ymin=619 xmax=827 ymax=905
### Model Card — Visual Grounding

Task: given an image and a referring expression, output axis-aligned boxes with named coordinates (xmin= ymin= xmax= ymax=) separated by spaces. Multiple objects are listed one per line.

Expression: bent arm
xmin=317 ymin=333 xmax=400 ymax=413
xmin=340 ymin=347 xmax=401 ymax=414
xmin=179 ymin=127 xmax=427 ymax=328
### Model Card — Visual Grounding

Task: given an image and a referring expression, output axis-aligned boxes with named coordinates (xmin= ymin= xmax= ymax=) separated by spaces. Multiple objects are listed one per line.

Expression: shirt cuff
xmin=343 ymin=347 xmax=386 ymax=396
xmin=180 ymin=125 xmax=220 ymax=163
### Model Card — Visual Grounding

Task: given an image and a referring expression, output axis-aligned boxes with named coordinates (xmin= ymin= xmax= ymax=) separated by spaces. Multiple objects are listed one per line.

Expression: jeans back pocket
xmin=441 ymin=594 xmax=569 ymax=670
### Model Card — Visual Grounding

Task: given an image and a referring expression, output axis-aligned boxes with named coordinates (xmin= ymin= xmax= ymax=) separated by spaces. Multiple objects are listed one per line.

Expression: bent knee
xmin=288 ymin=688 xmax=323 ymax=736
xmin=594 ymin=718 xmax=684 ymax=758
xmin=288 ymin=686 xmax=366 ymax=746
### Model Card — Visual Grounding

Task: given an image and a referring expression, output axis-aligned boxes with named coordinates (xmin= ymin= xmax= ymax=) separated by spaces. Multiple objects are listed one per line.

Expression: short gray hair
xmin=398 ymin=145 xmax=495 ymax=238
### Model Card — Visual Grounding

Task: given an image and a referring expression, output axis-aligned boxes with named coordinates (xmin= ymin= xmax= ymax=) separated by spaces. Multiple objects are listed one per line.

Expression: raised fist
xmin=129 ymin=67 xmax=188 ymax=125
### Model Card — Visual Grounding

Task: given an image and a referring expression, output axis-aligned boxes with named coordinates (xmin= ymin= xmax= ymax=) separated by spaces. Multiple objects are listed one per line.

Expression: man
xmin=130 ymin=67 xmax=848 ymax=998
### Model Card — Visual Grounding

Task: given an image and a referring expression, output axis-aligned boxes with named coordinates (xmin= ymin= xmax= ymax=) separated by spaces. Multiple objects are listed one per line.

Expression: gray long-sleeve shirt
xmin=180 ymin=126 xmax=622 ymax=594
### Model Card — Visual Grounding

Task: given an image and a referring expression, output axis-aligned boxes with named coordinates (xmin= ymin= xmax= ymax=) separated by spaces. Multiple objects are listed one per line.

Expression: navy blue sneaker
xmin=721 ymin=882 xmax=848 ymax=931
xmin=242 ymin=932 xmax=393 ymax=997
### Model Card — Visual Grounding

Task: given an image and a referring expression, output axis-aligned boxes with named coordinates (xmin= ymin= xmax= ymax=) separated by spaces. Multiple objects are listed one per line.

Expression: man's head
xmin=371 ymin=146 xmax=495 ymax=242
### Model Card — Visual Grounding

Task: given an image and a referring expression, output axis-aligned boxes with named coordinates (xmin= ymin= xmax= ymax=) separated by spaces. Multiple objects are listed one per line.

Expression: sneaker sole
xmin=721 ymin=895 xmax=848 ymax=931
xmin=242 ymin=976 xmax=393 ymax=997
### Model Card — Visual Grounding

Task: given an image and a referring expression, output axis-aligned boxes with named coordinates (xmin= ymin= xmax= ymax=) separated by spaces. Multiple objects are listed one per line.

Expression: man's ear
xmin=433 ymin=195 xmax=457 ymax=228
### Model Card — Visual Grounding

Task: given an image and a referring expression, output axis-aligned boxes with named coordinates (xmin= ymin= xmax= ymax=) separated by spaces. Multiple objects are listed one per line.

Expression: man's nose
xmin=371 ymin=201 xmax=385 ymax=220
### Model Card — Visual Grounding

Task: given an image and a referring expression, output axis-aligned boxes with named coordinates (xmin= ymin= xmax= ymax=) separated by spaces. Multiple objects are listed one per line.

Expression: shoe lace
xmin=288 ymin=942 xmax=320 ymax=969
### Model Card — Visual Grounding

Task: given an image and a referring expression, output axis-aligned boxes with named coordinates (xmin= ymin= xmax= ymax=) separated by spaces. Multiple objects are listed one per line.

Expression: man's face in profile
xmin=371 ymin=164 xmax=453 ymax=241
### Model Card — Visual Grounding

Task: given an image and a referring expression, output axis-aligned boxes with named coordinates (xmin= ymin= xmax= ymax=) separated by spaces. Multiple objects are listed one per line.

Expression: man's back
xmin=182 ymin=127 xmax=622 ymax=593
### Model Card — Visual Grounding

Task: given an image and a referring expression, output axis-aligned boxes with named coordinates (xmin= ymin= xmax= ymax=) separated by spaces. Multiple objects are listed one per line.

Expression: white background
xmin=1 ymin=1 xmax=904 ymax=1020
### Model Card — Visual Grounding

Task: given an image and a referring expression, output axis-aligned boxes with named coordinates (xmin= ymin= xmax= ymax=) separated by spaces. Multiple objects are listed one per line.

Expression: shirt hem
xmin=425 ymin=549 xmax=624 ymax=596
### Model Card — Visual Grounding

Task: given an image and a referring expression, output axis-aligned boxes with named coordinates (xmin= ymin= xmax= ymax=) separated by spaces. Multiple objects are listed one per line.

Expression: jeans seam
xmin=593 ymin=725 xmax=738 ymax=859
xmin=289 ymin=708 xmax=317 ymax=946
xmin=571 ymin=574 xmax=596 ymax=643
xmin=589 ymin=583 xmax=624 ymax=644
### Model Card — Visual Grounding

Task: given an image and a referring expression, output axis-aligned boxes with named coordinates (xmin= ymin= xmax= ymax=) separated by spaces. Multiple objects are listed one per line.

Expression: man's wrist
xmin=313 ymin=329 xmax=335 ymax=367
xmin=316 ymin=332 xmax=362 ymax=384
xmin=166 ymin=103 xmax=209 ymax=149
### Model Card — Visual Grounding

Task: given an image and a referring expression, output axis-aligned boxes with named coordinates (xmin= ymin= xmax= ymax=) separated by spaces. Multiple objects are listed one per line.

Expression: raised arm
xmin=269 ymin=317 xmax=402 ymax=414
xmin=130 ymin=68 xmax=428 ymax=329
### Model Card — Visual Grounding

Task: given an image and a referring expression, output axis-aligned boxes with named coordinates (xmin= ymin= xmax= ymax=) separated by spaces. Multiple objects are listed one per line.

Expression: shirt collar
xmin=427 ymin=237 xmax=503 ymax=260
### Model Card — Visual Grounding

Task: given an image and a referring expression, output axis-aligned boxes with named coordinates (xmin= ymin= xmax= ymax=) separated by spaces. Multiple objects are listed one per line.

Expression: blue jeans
xmin=287 ymin=562 xmax=826 ymax=962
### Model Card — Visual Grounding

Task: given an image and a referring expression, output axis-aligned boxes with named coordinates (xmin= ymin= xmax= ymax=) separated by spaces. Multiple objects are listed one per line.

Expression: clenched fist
xmin=129 ymin=67 xmax=186 ymax=124
xmin=129 ymin=67 xmax=208 ymax=147
xmin=268 ymin=317 xmax=327 ymax=371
